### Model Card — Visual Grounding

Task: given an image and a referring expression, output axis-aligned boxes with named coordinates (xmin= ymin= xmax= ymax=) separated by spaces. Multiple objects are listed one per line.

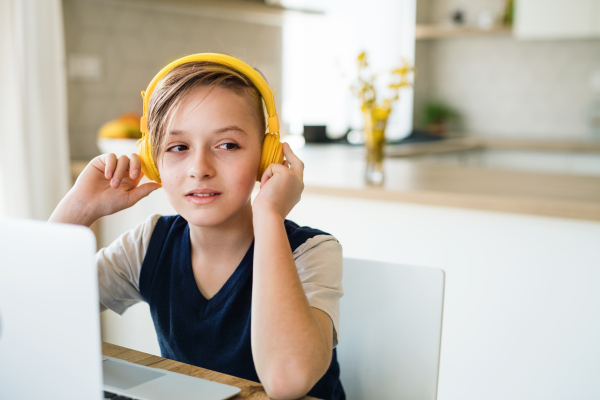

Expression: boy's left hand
xmin=252 ymin=142 xmax=304 ymax=221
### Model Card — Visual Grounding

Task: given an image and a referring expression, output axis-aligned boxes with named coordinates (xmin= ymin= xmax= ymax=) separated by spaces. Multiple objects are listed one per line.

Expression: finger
xmin=281 ymin=142 xmax=304 ymax=172
xmin=261 ymin=162 xmax=292 ymax=188
xmin=128 ymin=182 xmax=161 ymax=205
xmin=260 ymin=163 xmax=275 ymax=189
xmin=104 ymin=153 xmax=117 ymax=179
xmin=283 ymin=159 xmax=291 ymax=169
xmin=129 ymin=153 xmax=142 ymax=180
xmin=112 ymin=155 xmax=130 ymax=188
xmin=281 ymin=142 xmax=304 ymax=178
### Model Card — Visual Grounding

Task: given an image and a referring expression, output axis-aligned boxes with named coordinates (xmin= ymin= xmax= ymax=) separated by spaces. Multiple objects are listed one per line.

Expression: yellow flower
xmin=351 ymin=51 xmax=414 ymax=114
xmin=357 ymin=51 xmax=368 ymax=68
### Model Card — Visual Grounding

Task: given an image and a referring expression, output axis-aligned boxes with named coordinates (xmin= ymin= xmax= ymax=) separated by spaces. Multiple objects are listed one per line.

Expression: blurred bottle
xmin=589 ymin=70 xmax=600 ymax=140
xmin=451 ymin=8 xmax=465 ymax=25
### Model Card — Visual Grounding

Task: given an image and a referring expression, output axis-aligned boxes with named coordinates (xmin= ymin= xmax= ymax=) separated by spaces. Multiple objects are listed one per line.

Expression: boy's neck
xmin=187 ymin=201 xmax=255 ymax=259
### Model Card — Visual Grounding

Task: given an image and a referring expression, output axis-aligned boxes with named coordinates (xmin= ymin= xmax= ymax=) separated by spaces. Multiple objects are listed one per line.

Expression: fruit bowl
xmin=96 ymin=113 xmax=143 ymax=157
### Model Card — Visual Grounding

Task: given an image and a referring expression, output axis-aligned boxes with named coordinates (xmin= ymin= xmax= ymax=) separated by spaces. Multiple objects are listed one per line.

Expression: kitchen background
xmin=64 ymin=0 xmax=600 ymax=162
xmin=414 ymin=0 xmax=600 ymax=139
xmin=64 ymin=0 xmax=415 ymax=159
xmin=2 ymin=1 xmax=599 ymax=400
xmin=63 ymin=0 xmax=284 ymax=159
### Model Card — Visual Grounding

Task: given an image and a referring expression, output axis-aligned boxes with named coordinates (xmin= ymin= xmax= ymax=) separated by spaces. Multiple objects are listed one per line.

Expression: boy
xmin=50 ymin=58 xmax=344 ymax=400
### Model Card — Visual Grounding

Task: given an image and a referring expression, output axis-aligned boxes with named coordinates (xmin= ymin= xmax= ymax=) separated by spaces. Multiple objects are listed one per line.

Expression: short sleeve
xmin=293 ymin=235 xmax=344 ymax=348
xmin=96 ymin=214 xmax=161 ymax=315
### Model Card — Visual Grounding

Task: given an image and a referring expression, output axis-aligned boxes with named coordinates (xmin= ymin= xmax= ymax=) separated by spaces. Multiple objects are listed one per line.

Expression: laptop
xmin=0 ymin=217 xmax=241 ymax=400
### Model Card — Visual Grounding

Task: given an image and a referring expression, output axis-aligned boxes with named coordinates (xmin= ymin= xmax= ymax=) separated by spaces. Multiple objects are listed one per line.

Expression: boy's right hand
xmin=54 ymin=153 xmax=161 ymax=226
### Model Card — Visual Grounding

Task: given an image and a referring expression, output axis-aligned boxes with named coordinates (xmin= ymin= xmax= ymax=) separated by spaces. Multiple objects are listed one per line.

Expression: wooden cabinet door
xmin=515 ymin=0 xmax=600 ymax=39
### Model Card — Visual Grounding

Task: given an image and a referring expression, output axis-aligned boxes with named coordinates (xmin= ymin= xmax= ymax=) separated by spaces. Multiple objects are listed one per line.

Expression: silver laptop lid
xmin=0 ymin=218 xmax=103 ymax=400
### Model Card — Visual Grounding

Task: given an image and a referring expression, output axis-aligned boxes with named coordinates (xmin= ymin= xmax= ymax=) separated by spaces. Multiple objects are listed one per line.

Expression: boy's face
xmin=157 ymin=85 xmax=262 ymax=227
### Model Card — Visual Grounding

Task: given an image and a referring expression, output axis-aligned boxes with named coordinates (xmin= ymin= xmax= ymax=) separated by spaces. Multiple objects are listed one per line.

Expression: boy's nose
xmin=188 ymin=148 xmax=216 ymax=179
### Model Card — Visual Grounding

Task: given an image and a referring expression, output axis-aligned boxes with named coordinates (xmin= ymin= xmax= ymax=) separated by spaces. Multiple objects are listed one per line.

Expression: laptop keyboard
xmin=103 ymin=391 xmax=136 ymax=400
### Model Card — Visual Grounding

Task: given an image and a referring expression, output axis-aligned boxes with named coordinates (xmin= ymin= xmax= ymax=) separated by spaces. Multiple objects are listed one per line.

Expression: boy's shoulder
xmin=284 ymin=219 xmax=336 ymax=252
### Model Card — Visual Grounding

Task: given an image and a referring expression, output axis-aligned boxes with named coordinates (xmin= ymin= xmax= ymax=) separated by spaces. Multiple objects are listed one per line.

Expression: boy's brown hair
xmin=146 ymin=61 xmax=267 ymax=162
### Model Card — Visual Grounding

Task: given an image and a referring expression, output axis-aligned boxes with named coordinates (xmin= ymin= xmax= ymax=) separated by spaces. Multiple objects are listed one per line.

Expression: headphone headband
xmin=140 ymin=53 xmax=279 ymax=135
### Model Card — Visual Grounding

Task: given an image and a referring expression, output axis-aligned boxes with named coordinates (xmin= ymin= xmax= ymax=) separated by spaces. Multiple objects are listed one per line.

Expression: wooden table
xmin=102 ymin=342 xmax=318 ymax=400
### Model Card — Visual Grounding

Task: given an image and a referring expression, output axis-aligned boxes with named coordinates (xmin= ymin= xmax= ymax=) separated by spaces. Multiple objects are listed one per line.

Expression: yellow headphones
xmin=138 ymin=53 xmax=284 ymax=185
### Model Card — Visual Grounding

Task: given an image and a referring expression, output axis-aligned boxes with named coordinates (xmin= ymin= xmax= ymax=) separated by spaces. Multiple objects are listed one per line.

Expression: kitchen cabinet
xmin=515 ymin=0 xmax=600 ymax=39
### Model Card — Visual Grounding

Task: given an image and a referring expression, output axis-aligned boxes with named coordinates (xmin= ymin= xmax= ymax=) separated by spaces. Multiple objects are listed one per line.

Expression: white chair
xmin=337 ymin=258 xmax=445 ymax=400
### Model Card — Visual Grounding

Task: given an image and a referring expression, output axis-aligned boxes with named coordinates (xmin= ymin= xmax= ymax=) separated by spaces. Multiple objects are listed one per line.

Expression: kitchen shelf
xmin=416 ymin=24 xmax=513 ymax=40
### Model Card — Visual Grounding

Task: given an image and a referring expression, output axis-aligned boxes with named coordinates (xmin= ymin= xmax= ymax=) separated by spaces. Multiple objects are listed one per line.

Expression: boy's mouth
xmin=185 ymin=188 xmax=222 ymax=204
xmin=186 ymin=188 xmax=221 ymax=196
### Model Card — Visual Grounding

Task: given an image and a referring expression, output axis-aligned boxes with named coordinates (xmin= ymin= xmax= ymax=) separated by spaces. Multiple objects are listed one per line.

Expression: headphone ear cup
xmin=138 ymin=137 xmax=161 ymax=184
xmin=274 ymin=142 xmax=284 ymax=164
xmin=257 ymin=133 xmax=283 ymax=182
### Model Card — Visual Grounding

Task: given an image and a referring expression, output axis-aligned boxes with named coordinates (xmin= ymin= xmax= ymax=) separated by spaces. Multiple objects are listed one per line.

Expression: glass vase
xmin=363 ymin=108 xmax=389 ymax=185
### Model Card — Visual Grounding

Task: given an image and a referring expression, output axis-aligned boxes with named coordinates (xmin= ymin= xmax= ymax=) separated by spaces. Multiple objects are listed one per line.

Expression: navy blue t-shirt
xmin=139 ymin=215 xmax=345 ymax=400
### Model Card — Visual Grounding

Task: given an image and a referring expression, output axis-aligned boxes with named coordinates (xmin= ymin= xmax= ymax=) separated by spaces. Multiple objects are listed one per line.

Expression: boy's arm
xmin=49 ymin=195 xmax=98 ymax=227
xmin=251 ymin=143 xmax=335 ymax=400
xmin=251 ymin=212 xmax=334 ymax=400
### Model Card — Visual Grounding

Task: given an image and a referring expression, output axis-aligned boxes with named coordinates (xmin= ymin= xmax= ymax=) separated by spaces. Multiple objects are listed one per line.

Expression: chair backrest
xmin=337 ymin=258 xmax=445 ymax=400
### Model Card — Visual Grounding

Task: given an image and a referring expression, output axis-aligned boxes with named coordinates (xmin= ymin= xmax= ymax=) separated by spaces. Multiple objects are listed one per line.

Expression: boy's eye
xmin=218 ymin=142 xmax=239 ymax=151
xmin=167 ymin=144 xmax=188 ymax=153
